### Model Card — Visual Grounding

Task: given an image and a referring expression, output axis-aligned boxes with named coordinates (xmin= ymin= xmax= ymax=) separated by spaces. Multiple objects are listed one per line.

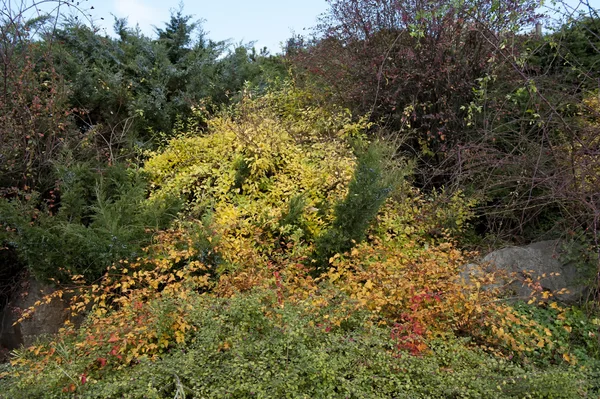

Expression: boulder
xmin=0 ymin=276 xmax=68 ymax=349
xmin=462 ymin=240 xmax=590 ymax=304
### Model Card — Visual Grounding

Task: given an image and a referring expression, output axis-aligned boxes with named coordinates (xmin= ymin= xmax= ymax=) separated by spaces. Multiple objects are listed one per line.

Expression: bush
xmin=143 ymin=85 xmax=363 ymax=273
xmin=510 ymin=301 xmax=600 ymax=366
xmin=0 ymin=9 xmax=77 ymax=192
xmin=0 ymin=163 xmax=180 ymax=282
xmin=311 ymin=141 xmax=398 ymax=274
xmin=1 ymin=290 xmax=592 ymax=398
xmin=3 ymin=81 xmax=598 ymax=399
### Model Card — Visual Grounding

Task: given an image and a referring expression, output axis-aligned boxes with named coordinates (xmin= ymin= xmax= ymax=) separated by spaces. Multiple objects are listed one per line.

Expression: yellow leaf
xmin=175 ymin=331 xmax=185 ymax=344
xmin=541 ymin=291 xmax=551 ymax=299
xmin=562 ymin=352 xmax=577 ymax=364
xmin=536 ymin=340 xmax=545 ymax=348
xmin=563 ymin=325 xmax=572 ymax=333
xmin=218 ymin=341 xmax=231 ymax=352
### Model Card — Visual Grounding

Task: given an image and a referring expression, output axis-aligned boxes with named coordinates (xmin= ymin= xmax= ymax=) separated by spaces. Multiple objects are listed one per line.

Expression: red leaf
xmin=107 ymin=333 xmax=119 ymax=343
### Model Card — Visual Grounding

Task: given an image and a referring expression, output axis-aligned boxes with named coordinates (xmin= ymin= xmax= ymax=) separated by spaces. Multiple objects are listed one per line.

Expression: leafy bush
xmin=0 ymin=163 xmax=180 ymax=281
xmin=2 ymin=289 xmax=593 ymax=398
xmin=510 ymin=301 xmax=600 ymax=366
xmin=289 ymin=0 xmax=539 ymax=188
xmin=0 ymin=9 xmax=77 ymax=192
xmin=3 ymin=78 xmax=599 ymax=399
xmin=375 ymin=187 xmax=478 ymax=246
xmin=143 ymin=85 xmax=363 ymax=273
xmin=140 ymin=85 xmax=567 ymax=362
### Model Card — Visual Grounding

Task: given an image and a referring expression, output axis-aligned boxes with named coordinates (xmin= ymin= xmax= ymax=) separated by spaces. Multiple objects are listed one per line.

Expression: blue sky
xmin=68 ymin=0 xmax=329 ymax=53
xmin=34 ymin=0 xmax=600 ymax=52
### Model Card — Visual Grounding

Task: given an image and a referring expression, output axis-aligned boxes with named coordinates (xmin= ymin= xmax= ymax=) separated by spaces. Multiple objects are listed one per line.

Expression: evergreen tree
xmin=155 ymin=4 xmax=198 ymax=64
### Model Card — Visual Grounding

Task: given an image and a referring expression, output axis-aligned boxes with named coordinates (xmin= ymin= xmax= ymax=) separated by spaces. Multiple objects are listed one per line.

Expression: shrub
xmin=0 ymin=163 xmax=180 ymax=282
xmin=4 ymin=81 xmax=597 ymax=399
xmin=311 ymin=141 xmax=398 ymax=275
xmin=0 ymin=8 xmax=77 ymax=192
xmin=2 ymin=289 xmax=593 ymax=398
xmin=143 ymin=85 xmax=363 ymax=273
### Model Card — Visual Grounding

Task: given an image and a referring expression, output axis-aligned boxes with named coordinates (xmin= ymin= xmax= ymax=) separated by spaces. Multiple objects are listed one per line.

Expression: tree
xmin=155 ymin=4 xmax=199 ymax=64
xmin=289 ymin=0 xmax=540 ymax=187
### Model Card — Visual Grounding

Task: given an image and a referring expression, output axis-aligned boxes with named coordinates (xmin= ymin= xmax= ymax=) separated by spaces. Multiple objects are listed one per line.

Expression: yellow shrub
xmin=143 ymin=87 xmax=363 ymax=271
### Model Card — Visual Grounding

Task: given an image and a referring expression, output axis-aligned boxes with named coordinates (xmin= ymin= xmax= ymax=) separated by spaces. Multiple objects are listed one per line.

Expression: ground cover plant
xmin=1 ymin=0 xmax=600 ymax=397
xmin=2 ymin=86 xmax=600 ymax=398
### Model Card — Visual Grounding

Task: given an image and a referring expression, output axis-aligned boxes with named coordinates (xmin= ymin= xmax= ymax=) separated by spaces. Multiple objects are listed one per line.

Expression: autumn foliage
xmin=3 ymin=87 xmax=597 ymax=398
xmin=1 ymin=1 xmax=600 ymax=397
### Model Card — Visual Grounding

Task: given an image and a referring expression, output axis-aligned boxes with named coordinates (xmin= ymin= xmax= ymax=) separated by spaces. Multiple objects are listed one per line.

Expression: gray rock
xmin=478 ymin=240 xmax=588 ymax=304
xmin=0 ymin=276 xmax=68 ymax=349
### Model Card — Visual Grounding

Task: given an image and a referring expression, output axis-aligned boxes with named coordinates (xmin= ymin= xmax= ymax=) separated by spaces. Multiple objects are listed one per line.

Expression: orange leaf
xmin=536 ymin=340 xmax=545 ymax=348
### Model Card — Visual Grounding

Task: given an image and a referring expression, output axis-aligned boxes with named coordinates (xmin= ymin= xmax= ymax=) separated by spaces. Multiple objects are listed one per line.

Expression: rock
xmin=460 ymin=262 xmax=485 ymax=285
xmin=0 ymin=275 xmax=68 ymax=349
xmin=0 ymin=302 xmax=22 ymax=350
xmin=476 ymin=240 xmax=589 ymax=304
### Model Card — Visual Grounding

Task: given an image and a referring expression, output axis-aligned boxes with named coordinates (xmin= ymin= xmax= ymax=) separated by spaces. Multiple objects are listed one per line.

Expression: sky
xmin=59 ymin=0 xmax=330 ymax=54
xmin=28 ymin=0 xmax=600 ymax=53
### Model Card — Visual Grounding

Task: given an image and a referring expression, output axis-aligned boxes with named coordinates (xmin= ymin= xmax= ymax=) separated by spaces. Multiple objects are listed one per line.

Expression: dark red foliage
xmin=1 ymin=15 xmax=76 ymax=192
xmin=289 ymin=0 xmax=540 ymax=185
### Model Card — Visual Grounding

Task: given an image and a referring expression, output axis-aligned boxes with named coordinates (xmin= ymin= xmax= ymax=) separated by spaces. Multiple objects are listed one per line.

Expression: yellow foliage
xmin=143 ymin=87 xmax=363 ymax=271
xmin=322 ymin=240 xmax=493 ymax=341
xmin=12 ymin=229 xmax=209 ymax=374
xmin=12 ymin=86 xmax=579 ymax=383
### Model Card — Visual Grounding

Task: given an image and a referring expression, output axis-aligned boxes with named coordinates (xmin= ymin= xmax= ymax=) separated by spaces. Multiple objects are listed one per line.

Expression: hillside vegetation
xmin=0 ymin=0 xmax=599 ymax=397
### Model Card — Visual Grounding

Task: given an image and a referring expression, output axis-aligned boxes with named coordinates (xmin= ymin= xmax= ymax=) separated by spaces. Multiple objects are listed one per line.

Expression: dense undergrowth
xmin=1 ymin=0 xmax=600 ymax=397
xmin=1 ymin=87 xmax=599 ymax=398
xmin=4 ymin=292 xmax=596 ymax=398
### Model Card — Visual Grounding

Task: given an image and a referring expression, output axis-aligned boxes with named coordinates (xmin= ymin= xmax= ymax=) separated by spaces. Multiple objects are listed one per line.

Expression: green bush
xmin=0 ymin=163 xmax=180 ymax=282
xmin=511 ymin=301 xmax=600 ymax=366
xmin=1 ymin=290 xmax=593 ymax=398
xmin=312 ymin=141 xmax=398 ymax=274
